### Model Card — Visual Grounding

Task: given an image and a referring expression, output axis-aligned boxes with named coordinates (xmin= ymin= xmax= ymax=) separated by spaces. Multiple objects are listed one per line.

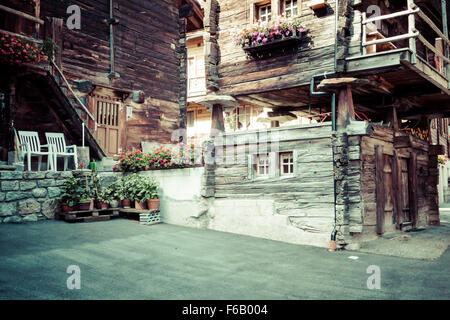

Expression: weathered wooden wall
xmin=213 ymin=123 xmax=335 ymax=234
xmin=216 ymin=0 xmax=337 ymax=96
xmin=38 ymin=0 xmax=182 ymax=150
xmin=360 ymin=125 xmax=435 ymax=234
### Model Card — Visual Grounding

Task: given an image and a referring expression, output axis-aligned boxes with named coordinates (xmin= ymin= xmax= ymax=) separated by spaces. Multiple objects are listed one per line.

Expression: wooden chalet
xmin=184 ymin=0 xmax=450 ymax=248
xmin=0 ymin=0 xmax=203 ymax=163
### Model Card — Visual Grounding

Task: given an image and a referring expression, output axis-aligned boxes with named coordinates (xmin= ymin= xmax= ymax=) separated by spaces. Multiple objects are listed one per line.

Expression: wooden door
xmin=399 ymin=158 xmax=412 ymax=223
xmin=93 ymin=96 xmax=122 ymax=156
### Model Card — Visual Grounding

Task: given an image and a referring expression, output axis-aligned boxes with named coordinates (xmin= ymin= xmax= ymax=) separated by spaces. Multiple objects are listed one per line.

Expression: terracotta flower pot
xmin=61 ymin=203 xmax=74 ymax=213
xmin=79 ymin=201 xmax=93 ymax=211
xmin=122 ymin=198 xmax=132 ymax=208
xmin=147 ymin=199 xmax=160 ymax=210
xmin=98 ymin=202 xmax=108 ymax=210
xmin=135 ymin=200 xmax=147 ymax=210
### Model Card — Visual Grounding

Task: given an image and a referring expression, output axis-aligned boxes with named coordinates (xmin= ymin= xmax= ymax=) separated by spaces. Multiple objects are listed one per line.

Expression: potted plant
xmin=127 ymin=174 xmax=147 ymax=210
xmin=97 ymin=190 xmax=110 ymax=210
xmin=118 ymin=176 xmax=133 ymax=209
xmin=79 ymin=175 xmax=94 ymax=211
xmin=60 ymin=176 xmax=82 ymax=212
xmin=103 ymin=182 xmax=120 ymax=208
xmin=145 ymin=177 xmax=160 ymax=210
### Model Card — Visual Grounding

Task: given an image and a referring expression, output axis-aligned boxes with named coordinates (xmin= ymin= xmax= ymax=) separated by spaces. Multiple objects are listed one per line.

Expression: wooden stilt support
xmin=337 ymin=85 xmax=355 ymax=128
xmin=211 ymin=103 xmax=224 ymax=133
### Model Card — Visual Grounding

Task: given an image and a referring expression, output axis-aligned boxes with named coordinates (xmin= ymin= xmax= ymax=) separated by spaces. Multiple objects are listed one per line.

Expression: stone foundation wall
xmin=0 ymin=171 xmax=73 ymax=223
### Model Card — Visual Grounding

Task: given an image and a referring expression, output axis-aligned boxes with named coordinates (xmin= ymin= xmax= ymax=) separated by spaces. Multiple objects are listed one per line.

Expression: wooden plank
xmin=392 ymin=150 xmax=401 ymax=229
xmin=408 ymin=152 xmax=418 ymax=227
xmin=375 ymin=145 xmax=385 ymax=235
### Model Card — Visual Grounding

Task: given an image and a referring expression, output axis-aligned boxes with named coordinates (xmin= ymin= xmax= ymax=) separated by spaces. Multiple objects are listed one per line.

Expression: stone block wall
xmin=0 ymin=171 xmax=73 ymax=223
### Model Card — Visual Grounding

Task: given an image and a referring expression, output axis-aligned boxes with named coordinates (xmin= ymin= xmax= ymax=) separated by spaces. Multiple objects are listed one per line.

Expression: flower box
xmin=243 ymin=30 xmax=304 ymax=56
xmin=233 ymin=15 xmax=306 ymax=58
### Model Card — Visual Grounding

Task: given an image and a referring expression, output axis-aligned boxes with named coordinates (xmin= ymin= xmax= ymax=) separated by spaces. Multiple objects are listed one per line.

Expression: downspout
xmin=309 ymin=0 xmax=339 ymax=250
xmin=442 ymin=0 xmax=449 ymax=88
xmin=105 ymin=0 xmax=120 ymax=80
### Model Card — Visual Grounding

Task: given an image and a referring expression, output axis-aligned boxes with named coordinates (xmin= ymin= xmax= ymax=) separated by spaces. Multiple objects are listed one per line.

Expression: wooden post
xmin=375 ymin=145 xmax=385 ymax=235
xmin=392 ymin=150 xmax=402 ymax=229
xmin=362 ymin=12 xmax=367 ymax=55
xmin=337 ymin=85 xmax=355 ymax=128
xmin=408 ymin=0 xmax=417 ymax=64
xmin=408 ymin=152 xmax=418 ymax=227
xmin=34 ymin=0 xmax=41 ymax=39
xmin=211 ymin=103 xmax=224 ymax=133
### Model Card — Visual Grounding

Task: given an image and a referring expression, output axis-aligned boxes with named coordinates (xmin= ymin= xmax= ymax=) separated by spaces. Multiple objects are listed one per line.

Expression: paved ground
xmin=0 ymin=219 xmax=449 ymax=300
xmin=358 ymin=210 xmax=450 ymax=260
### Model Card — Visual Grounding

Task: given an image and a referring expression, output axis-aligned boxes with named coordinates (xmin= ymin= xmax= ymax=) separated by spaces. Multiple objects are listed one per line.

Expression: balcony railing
xmin=360 ymin=0 xmax=450 ymax=85
xmin=0 ymin=3 xmax=43 ymax=39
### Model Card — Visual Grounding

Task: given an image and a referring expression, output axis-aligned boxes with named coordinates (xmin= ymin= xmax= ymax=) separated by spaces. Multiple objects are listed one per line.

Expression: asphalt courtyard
xmin=0 ymin=219 xmax=449 ymax=300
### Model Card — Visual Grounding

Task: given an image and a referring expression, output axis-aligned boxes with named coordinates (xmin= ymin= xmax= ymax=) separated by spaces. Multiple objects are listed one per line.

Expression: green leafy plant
xmin=116 ymin=176 xmax=133 ymax=200
xmin=60 ymin=176 xmax=82 ymax=207
xmin=97 ymin=189 xmax=111 ymax=203
xmin=79 ymin=175 xmax=95 ymax=203
xmin=102 ymin=181 xmax=121 ymax=201
xmin=124 ymin=174 xmax=159 ymax=202
xmin=42 ymin=38 xmax=59 ymax=62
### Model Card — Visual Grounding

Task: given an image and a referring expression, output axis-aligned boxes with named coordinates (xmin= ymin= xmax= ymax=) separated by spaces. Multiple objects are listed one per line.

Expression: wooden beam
xmin=211 ymin=104 xmax=224 ymax=133
xmin=0 ymin=4 xmax=44 ymax=25
xmin=375 ymin=145 xmax=385 ymax=235
xmin=337 ymin=85 xmax=355 ymax=128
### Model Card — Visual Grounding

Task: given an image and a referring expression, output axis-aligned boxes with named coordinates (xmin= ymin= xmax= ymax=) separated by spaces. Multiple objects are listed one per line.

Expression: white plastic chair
xmin=45 ymin=132 xmax=78 ymax=171
xmin=18 ymin=131 xmax=54 ymax=171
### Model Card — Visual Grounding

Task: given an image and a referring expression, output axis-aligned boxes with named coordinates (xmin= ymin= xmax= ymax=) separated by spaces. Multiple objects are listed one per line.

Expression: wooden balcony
xmin=346 ymin=0 xmax=450 ymax=97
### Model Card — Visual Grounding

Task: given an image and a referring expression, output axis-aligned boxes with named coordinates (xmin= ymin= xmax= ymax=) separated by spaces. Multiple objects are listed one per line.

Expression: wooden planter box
xmin=243 ymin=31 xmax=304 ymax=57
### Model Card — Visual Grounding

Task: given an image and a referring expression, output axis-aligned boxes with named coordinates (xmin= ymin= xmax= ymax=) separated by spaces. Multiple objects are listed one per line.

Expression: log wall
xmin=216 ymin=0 xmax=337 ymax=96
xmin=38 ymin=0 xmax=182 ymax=149
xmin=213 ymin=123 xmax=335 ymax=235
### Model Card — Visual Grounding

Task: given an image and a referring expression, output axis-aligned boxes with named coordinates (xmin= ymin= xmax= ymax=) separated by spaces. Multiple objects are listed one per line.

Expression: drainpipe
xmin=442 ymin=0 xmax=449 ymax=88
xmin=309 ymin=0 xmax=339 ymax=250
xmin=105 ymin=0 xmax=120 ymax=80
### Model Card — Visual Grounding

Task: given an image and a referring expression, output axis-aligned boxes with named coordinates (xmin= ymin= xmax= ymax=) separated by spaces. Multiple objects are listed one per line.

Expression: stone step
xmin=0 ymin=164 xmax=16 ymax=171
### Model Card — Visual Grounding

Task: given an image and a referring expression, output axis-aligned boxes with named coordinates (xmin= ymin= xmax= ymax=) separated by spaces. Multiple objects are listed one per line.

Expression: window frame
xmin=249 ymin=150 xmax=297 ymax=180
xmin=258 ymin=3 xmax=272 ymax=22
xmin=254 ymin=153 xmax=270 ymax=177
xmin=279 ymin=152 xmax=295 ymax=176
xmin=282 ymin=0 xmax=299 ymax=18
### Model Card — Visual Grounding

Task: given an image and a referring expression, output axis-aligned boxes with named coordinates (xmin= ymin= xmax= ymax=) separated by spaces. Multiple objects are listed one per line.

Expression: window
xmin=283 ymin=0 xmax=298 ymax=17
xmin=258 ymin=3 xmax=272 ymax=22
xmin=280 ymin=152 xmax=294 ymax=176
xmin=235 ymin=106 xmax=252 ymax=131
xmin=254 ymin=153 xmax=270 ymax=176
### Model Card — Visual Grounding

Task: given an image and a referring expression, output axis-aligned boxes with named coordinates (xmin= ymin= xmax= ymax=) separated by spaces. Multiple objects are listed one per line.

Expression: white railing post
xmin=408 ymin=0 xmax=417 ymax=63
xmin=361 ymin=12 xmax=367 ymax=55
